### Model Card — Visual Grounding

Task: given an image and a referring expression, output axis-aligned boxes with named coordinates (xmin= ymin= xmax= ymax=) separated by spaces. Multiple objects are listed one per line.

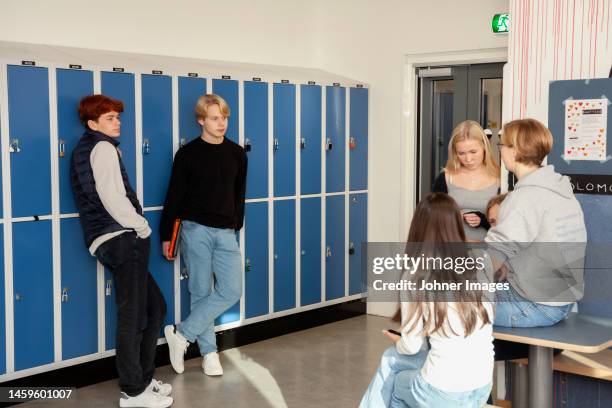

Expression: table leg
xmin=528 ymin=345 xmax=553 ymax=408
xmin=511 ymin=362 xmax=529 ymax=408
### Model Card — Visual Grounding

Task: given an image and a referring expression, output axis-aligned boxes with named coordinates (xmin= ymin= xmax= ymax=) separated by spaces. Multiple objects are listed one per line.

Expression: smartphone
xmin=387 ymin=329 xmax=401 ymax=336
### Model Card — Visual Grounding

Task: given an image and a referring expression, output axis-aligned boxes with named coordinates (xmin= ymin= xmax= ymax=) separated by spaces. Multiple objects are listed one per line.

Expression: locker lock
xmin=349 ymin=242 xmax=356 ymax=255
xmin=9 ymin=138 xmax=20 ymax=153
xmin=273 ymin=138 xmax=280 ymax=151
xmin=245 ymin=258 xmax=252 ymax=272
xmin=245 ymin=138 xmax=252 ymax=152
xmin=62 ymin=287 xmax=69 ymax=303
xmin=105 ymin=280 xmax=113 ymax=296
xmin=325 ymin=246 xmax=332 ymax=258
xmin=180 ymin=268 xmax=189 ymax=281
xmin=274 ymin=254 xmax=278 ymax=260
xmin=300 ymin=138 xmax=306 ymax=150
xmin=349 ymin=137 xmax=357 ymax=150
xmin=179 ymin=138 xmax=187 ymax=148
xmin=59 ymin=139 xmax=67 ymax=158
xmin=15 ymin=293 xmax=22 ymax=301
xmin=143 ymin=138 xmax=151 ymax=155
xmin=352 ymin=196 xmax=358 ymax=203
xmin=301 ymin=250 xmax=306 ymax=256
xmin=325 ymin=138 xmax=333 ymax=151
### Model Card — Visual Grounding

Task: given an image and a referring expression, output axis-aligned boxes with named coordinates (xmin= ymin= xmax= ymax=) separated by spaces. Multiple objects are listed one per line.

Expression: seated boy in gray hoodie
xmin=484 ymin=118 xmax=587 ymax=328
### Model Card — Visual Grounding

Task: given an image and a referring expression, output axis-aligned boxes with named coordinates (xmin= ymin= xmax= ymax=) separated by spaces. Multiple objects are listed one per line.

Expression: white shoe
xmin=164 ymin=325 xmax=189 ymax=374
xmin=202 ymin=352 xmax=223 ymax=376
xmin=119 ymin=389 xmax=173 ymax=408
xmin=148 ymin=378 xmax=172 ymax=396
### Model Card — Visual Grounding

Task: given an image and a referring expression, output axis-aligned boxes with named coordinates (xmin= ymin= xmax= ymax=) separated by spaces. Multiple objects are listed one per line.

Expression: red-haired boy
xmin=70 ymin=95 xmax=172 ymax=408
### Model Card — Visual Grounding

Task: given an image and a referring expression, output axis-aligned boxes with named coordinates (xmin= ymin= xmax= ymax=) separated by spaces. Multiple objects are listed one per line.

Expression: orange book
xmin=168 ymin=219 xmax=181 ymax=258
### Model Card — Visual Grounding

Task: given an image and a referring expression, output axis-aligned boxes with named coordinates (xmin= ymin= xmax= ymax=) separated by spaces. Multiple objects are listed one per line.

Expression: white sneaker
xmin=164 ymin=325 xmax=189 ymax=374
xmin=148 ymin=378 xmax=172 ymax=396
xmin=119 ymin=389 xmax=173 ymax=408
xmin=202 ymin=352 xmax=223 ymax=376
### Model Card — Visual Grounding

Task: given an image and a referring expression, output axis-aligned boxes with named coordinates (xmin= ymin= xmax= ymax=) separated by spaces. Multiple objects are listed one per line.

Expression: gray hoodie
xmin=485 ymin=165 xmax=587 ymax=305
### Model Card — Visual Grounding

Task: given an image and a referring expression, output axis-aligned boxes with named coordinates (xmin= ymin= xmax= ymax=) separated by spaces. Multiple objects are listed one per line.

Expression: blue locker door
xmin=142 ymin=75 xmax=173 ymax=208
xmin=13 ymin=221 xmax=54 ymax=370
xmin=274 ymin=200 xmax=296 ymax=311
xmin=300 ymin=85 xmax=322 ymax=195
xmin=101 ymin=72 xmax=137 ymax=183
xmin=104 ymin=266 xmax=117 ymax=350
xmin=301 ymin=197 xmax=321 ymax=306
xmin=178 ymin=76 xmax=206 ymax=145
xmin=349 ymin=193 xmax=367 ymax=295
xmin=326 ymin=196 xmax=345 ymax=300
xmin=349 ymin=88 xmax=368 ymax=191
xmin=245 ymin=202 xmax=269 ymax=318
xmin=0 ymin=231 xmax=4 ymax=374
xmin=61 ymin=218 xmax=97 ymax=359
xmin=326 ymin=86 xmax=346 ymax=193
xmin=7 ymin=65 xmax=51 ymax=217
xmin=211 ymin=79 xmax=239 ymax=144
xmin=145 ymin=211 xmax=174 ymax=333
xmin=244 ymin=81 xmax=268 ymax=199
xmin=273 ymin=83 xmax=296 ymax=197
xmin=57 ymin=69 xmax=94 ymax=214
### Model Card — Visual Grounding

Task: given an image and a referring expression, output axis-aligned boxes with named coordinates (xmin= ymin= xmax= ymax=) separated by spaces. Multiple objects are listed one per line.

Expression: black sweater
xmin=159 ymin=137 xmax=247 ymax=241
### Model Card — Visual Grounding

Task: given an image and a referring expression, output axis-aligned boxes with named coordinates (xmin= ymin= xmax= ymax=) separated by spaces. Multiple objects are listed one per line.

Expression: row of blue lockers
xmin=0 ymin=63 xmax=368 ymax=377
xmin=1 ymin=64 xmax=368 ymax=220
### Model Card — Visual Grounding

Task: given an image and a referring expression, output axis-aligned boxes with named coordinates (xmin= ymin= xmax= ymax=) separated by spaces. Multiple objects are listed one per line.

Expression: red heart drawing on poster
xmin=567 ymin=150 xmax=572 ymax=154
xmin=568 ymin=126 xmax=572 ymax=130
xmin=579 ymin=102 xmax=583 ymax=106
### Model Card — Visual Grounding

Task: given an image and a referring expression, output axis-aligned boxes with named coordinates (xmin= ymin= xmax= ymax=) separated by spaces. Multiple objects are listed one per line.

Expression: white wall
xmin=0 ymin=0 xmax=509 ymax=316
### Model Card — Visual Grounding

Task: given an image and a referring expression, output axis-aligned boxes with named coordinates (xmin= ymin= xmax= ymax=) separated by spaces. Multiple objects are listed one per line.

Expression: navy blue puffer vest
xmin=70 ymin=129 xmax=142 ymax=249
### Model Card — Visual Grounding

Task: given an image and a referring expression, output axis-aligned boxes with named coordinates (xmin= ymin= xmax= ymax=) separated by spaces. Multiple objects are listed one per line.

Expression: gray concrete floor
xmin=21 ymin=315 xmax=390 ymax=408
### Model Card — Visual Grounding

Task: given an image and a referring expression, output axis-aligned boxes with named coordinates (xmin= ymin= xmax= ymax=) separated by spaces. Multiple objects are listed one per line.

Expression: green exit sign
xmin=492 ymin=13 xmax=510 ymax=33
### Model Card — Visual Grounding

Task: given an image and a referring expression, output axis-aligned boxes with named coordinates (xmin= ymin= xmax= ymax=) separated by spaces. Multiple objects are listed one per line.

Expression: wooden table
xmin=493 ymin=313 xmax=612 ymax=408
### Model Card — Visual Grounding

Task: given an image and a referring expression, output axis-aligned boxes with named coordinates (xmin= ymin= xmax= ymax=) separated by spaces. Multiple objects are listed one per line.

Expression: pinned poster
xmin=564 ymin=98 xmax=608 ymax=161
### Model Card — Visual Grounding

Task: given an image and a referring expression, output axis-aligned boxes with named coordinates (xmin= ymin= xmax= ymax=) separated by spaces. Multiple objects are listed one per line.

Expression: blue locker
xmin=145 ymin=211 xmax=174 ymax=333
xmin=56 ymin=69 xmax=94 ymax=214
xmin=104 ymin=267 xmax=117 ymax=350
xmin=273 ymin=83 xmax=296 ymax=197
xmin=211 ymin=79 xmax=239 ymax=144
xmin=178 ymin=76 xmax=206 ymax=145
xmin=244 ymin=81 xmax=269 ymax=199
xmin=326 ymin=86 xmax=346 ymax=193
xmin=0 ymin=231 xmax=4 ymax=374
xmin=13 ymin=221 xmax=54 ymax=370
xmin=349 ymin=88 xmax=368 ymax=191
xmin=301 ymin=197 xmax=321 ymax=306
xmin=349 ymin=193 xmax=367 ymax=295
xmin=7 ymin=65 xmax=52 ymax=217
xmin=245 ymin=202 xmax=269 ymax=319
xmin=142 ymin=75 xmax=173 ymax=208
xmin=101 ymin=72 xmax=137 ymax=184
xmin=300 ymin=85 xmax=322 ymax=195
xmin=179 ymin=254 xmax=190 ymax=323
xmin=326 ymin=196 xmax=345 ymax=300
xmin=60 ymin=218 xmax=97 ymax=359
xmin=274 ymin=200 xmax=296 ymax=311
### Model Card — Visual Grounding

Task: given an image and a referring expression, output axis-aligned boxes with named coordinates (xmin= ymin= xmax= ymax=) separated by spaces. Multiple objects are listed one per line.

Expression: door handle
xmin=105 ymin=280 xmax=113 ymax=296
xmin=61 ymin=287 xmax=69 ymax=303
xmin=9 ymin=138 xmax=20 ymax=153
xmin=59 ymin=139 xmax=67 ymax=157
xmin=143 ymin=138 xmax=151 ymax=154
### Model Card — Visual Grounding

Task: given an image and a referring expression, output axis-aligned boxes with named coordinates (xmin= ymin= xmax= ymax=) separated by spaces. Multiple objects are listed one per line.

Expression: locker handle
xmin=61 ymin=287 xmax=69 ymax=303
xmin=349 ymin=242 xmax=356 ymax=255
xmin=325 ymin=138 xmax=333 ymax=151
xmin=245 ymin=258 xmax=251 ymax=272
xmin=349 ymin=137 xmax=357 ymax=150
xmin=326 ymin=246 xmax=332 ymax=258
xmin=180 ymin=268 xmax=189 ymax=280
xmin=245 ymin=138 xmax=252 ymax=152
xmin=274 ymin=254 xmax=278 ymax=260
xmin=273 ymin=138 xmax=280 ymax=151
xmin=105 ymin=280 xmax=113 ymax=296
xmin=301 ymin=250 xmax=306 ymax=256
xmin=59 ymin=139 xmax=67 ymax=157
xmin=300 ymin=138 xmax=306 ymax=150
xmin=15 ymin=293 xmax=22 ymax=301
xmin=143 ymin=138 xmax=151 ymax=155
xmin=9 ymin=138 xmax=21 ymax=153
xmin=179 ymin=138 xmax=187 ymax=148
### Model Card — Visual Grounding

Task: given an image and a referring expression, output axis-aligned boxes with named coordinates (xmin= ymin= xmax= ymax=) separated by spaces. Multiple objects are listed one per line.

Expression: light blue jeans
xmin=494 ymin=284 xmax=573 ymax=328
xmin=360 ymin=346 xmax=491 ymax=408
xmin=177 ymin=221 xmax=242 ymax=355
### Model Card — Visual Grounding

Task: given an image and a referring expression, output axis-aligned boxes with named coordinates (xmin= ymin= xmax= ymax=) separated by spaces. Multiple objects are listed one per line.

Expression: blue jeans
xmin=177 ymin=221 xmax=242 ymax=355
xmin=494 ymin=284 xmax=573 ymax=328
xmin=360 ymin=346 xmax=428 ymax=408
xmin=391 ymin=371 xmax=491 ymax=408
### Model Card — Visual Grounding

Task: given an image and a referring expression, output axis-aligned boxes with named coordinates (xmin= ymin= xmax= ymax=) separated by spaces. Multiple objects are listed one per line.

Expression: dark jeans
xmin=96 ymin=232 xmax=167 ymax=396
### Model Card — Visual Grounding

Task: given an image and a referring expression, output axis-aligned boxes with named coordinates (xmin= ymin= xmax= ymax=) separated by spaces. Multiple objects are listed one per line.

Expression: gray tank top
xmin=447 ymin=180 xmax=499 ymax=241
